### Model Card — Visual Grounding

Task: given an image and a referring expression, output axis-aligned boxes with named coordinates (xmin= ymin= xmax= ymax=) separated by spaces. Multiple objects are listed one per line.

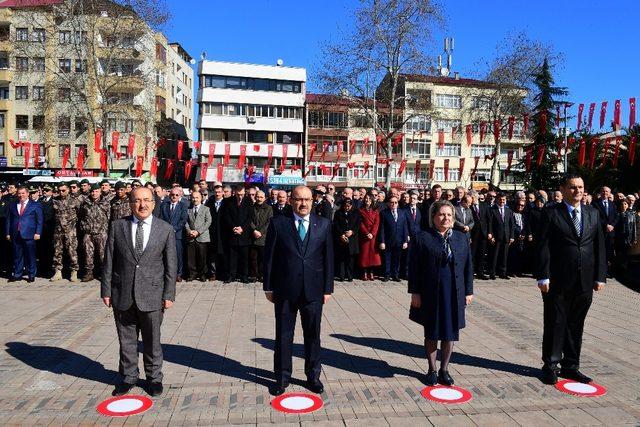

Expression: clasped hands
xmin=265 ymin=293 xmax=331 ymax=304
xmin=102 ymin=297 xmax=173 ymax=309
xmin=411 ymin=293 xmax=473 ymax=308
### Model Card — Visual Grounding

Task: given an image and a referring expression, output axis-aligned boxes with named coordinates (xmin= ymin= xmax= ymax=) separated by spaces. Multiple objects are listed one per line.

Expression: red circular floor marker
xmin=96 ymin=395 xmax=153 ymax=417
xmin=420 ymin=385 xmax=472 ymax=404
xmin=555 ymin=379 xmax=607 ymax=397
xmin=271 ymin=392 xmax=323 ymax=414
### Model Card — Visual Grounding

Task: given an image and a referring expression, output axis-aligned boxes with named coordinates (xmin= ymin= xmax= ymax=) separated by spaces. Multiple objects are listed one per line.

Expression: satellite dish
xmin=276 ymin=59 xmax=284 ymax=66
xmin=189 ymin=58 xmax=196 ymax=65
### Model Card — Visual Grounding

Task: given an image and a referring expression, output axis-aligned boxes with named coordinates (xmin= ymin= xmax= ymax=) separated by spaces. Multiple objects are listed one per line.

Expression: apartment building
xmin=197 ymin=59 xmax=306 ymax=186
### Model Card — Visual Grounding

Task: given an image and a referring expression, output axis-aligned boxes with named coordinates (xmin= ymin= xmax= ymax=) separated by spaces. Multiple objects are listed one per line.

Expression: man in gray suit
xmin=454 ymin=194 xmax=475 ymax=240
xmin=101 ymin=187 xmax=177 ymax=397
xmin=185 ymin=190 xmax=211 ymax=281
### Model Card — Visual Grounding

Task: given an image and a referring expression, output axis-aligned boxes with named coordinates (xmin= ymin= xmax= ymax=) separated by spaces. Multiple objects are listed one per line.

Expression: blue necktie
xmin=298 ymin=219 xmax=306 ymax=240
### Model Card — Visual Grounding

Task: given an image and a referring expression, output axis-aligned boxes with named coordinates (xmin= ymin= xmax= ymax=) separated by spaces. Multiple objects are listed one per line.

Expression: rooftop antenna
xmin=439 ymin=37 xmax=454 ymax=77
xmin=276 ymin=59 xmax=284 ymax=66
xmin=200 ymin=51 xmax=206 ymax=61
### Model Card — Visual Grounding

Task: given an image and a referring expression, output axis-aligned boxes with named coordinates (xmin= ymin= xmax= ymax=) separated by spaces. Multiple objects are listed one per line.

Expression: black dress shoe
xmin=112 ymin=382 xmax=135 ymax=396
xmin=27 ymin=277 xmax=35 ymax=283
xmin=425 ymin=370 xmax=438 ymax=386
xmin=499 ymin=275 xmax=510 ymax=280
xmin=306 ymin=380 xmax=324 ymax=394
xmin=489 ymin=275 xmax=496 ymax=280
xmin=393 ymin=277 xmax=401 ymax=282
xmin=148 ymin=381 xmax=163 ymax=397
xmin=477 ymin=274 xmax=489 ymax=280
xmin=541 ymin=367 xmax=559 ymax=385
xmin=559 ymin=368 xmax=592 ymax=383
xmin=381 ymin=277 xmax=389 ymax=282
xmin=269 ymin=382 xmax=288 ymax=396
xmin=438 ymin=370 xmax=454 ymax=386
xmin=347 ymin=278 xmax=353 ymax=282
xmin=176 ymin=276 xmax=182 ymax=282
xmin=7 ymin=276 xmax=20 ymax=283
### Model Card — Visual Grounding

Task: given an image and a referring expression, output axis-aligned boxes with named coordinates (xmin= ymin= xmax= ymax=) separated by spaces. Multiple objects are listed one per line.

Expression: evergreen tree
xmin=516 ymin=58 xmax=568 ymax=190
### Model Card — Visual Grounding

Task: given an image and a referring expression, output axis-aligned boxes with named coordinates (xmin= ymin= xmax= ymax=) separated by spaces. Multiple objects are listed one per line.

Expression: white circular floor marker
xmin=271 ymin=393 xmax=323 ymax=414
xmin=97 ymin=395 xmax=153 ymax=417
xmin=555 ymin=379 xmax=606 ymax=397
xmin=421 ymin=385 xmax=472 ymax=404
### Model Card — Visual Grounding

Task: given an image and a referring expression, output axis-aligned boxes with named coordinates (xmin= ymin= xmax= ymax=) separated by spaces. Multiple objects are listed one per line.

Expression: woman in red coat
xmin=358 ymin=194 xmax=381 ymax=280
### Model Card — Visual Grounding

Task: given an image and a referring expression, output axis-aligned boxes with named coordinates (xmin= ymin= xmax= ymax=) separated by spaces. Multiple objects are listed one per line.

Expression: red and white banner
xmin=62 ymin=146 xmax=70 ymax=170
xmin=76 ymin=147 xmax=85 ymax=172
xmin=127 ymin=134 xmax=135 ymax=157
xmin=223 ymin=143 xmax=230 ymax=166
xmin=237 ymin=145 xmax=246 ymax=170
xmin=613 ymin=99 xmax=621 ymax=128
xmin=208 ymin=143 xmax=216 ymax=167
xmin=135 ymin=156 xmax=143 ymax=177
xmin=576 ymin=104 xmax=584 ymax=130
xmin=587 ymin=103 xmax=596 ymax=129
xmin=397 ymin=159 xmax=407 ymax=177
xmin=443 ymin=158 xmax=450 ymax=181
xmin=94 ymin=128 xmax=103 ymax=152
xmin=630 ymin=97 xmax=636 ymax=128
xmin=177 ymin=140 xmax=184 ymax=159
xmin=507 ymin=116 xmax=514 ymax=140
xmin=599 ymin=101 xmax=608 ymax=128
xmin=459 ymin=157 xmax=465 ymax=178
xmin=465 ymin=124 xmax=472 ymax=146
xmin=149 ymin=157 xmax=158 ymax=177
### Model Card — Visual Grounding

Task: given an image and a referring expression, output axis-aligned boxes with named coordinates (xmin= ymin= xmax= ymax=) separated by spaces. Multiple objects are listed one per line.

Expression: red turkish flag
xmin=330 ymin=164 xmax=339 ymax=181
xmin=76 ymin=147 xmax=85 ymax=172
xmin=308 ymin=143 xmax=316 ymax=162
xmin=451 ymin=126 xmax=457 ymax=141
xmin=264 ymin=164 xmax=272 ymax=182
xmin=193 ymin=141 xmax=201 ymax=151
xmin=127 ymin=134 xmax=135 ymax=157
xmin=556 ymin=138 xmax=563 ymax=161
xmin=599 ymin=101 xmax=608 ymax=128
xmin=185 ymin=160 xmax=194 ymax=180
xmin=438 ymin=130 xmax=445 ymax=149
xmin=135 ymin=156 xmax=143 ymax=177
xmin=208 ymin=143 xmax=216 ymax=167
xmin=443 ymin=159 xmax=450 ymax=181
xmin=111 ymin=131 xmax=119 ymax=157
xmin=588 ymin=138 xmax=598 ymax=169
xmin=459 ymin=157 xmax=465 ymax=178
xmin=578 ymin=139 xmax=586 ymax=166
xmin=428 ymin=159 xmax=435 ymax=180
xmin=282 ymin=144 xmax=288 ymax=165
xmin=245 ymin=164 xmax=254 ymax=182
xmin=465 ymin=124 xmax=472 ymax=146
xmin=414 ymin=160 xmax=422 ymax=179
xmin=525 ymin=147 xmax=533 ymax=172
xmin=23 ymin=143 xmax=31 ymax=170
xmin=539 ymin=112 xmax=547 ymax=135
xmin=363 ymin=137 xmax=370 ymax=154
xmin=506 ymin=150 xmax=514 ymax=174
xmin=363 ymin=161 xmax=370 ymax=177
xmin=493 ymin=119 xmax=501 ymax=143
xmin=267 ymin=144 xmax=274 ymax=166
xmin=587 ymin=103 xmax=596 ymax=129
xmin=62 ymin=146 xmax=70 ymax=169
xmin=149 ymin=157 xmax=158 ymax=177
xmin=320 ymin=141 xmax=330 ymax=161
xmin=200 ymin=162 xmax=207 ymax=181
xmin=100 ymin=150 xmax=108 ymax=172
xmin=349 ymin=139 xmax=357 ymax=156
xmin=630 ymin=136 xmax=637 ymax=166
xmin=336 ymin=141 xmax=343 ymax=162
xmin=217 ymin=163 xmax=224 ymax=182
xmin=630 ymin=98 xmax=636 ymax=128
xmin=94 ymin=128 xmax=103 ymax=152
xmin=536 ymin=145 xmax=545 ymax=166
xmin=568 ymin=137 xmax=576 ymax=150
xmin=397 ymin=159 xmax=407 ymax=177
xmin=471 ymin=156 xmax=480 ymax=178
xmin=392 ymin=132 xmax=404 ymax=147
xmin=601 ymin=138 xmax=610 ymax=167
xmin=164 ymin=159 xmax=175 ymax=180
xmin=223 ymin=143 xmax=230 ymax=166
xmin=576 ymin=104 xmax=584 ymax=130
xmin=32 ymin=144 xmax=40 ymax=169
xmin=237 ymin=145 xmax=247 ymax=170
xmin=177 ymin=140 xmax=184 ymax=159
xmin=613 ymin=137 xmax=621 ymax=168
xmin=613 ymin=99 xmax=621 ymax=128
xmin=508 ymin=116 xmax=515 ymax=140
xmin=479 ymin=121 xmax=487 ymax=142
xmin=253 ymin=144 xmax=260 ymax=152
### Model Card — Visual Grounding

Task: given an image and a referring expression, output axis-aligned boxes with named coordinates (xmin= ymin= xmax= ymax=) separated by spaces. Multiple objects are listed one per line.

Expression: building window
xmin=472 ymin=96 xmax=491 ymax=110
xmin=155 ymin=95 xmax=166 ymax=112
xmin=202 ymin=75 xmax=302 ymax=93
xmin=33 ymin=115 xmax=45 ymax=130
xmin=16 ymin=57 xmax=29 ymax=71
xmin=31 ymin=28 xmax=45 ymax=42
xmin=155 ymin=43 xmax=166 ymax=63
xmin=435 ymin=119 xmax=462 ymax=132
xmin=59 ymin=30 xmax=72 ymax=44
xmin=0 ymin=87 xmax=8 ymax=99
xmin=405 ymin=115 xmax=431 ymax=133
xmin=436 ymin=143 xmax=461 ymax=157
xmin=435 ymin=167 xmax=459 ymax=182
xmin=406 ymin=138 xmax=431 ymax=158
xmin=32 ymin=86 xmax=45 ymax=100
xmin=33 ymin=57 xmax=45 ymax=72
xmin=435 ymin=94 xmax=462 ymax=109
xmin=58 ymin=88 xmax=71 ymax=102
xmin=15 ymin=86 xmax=29 ymax=100
xmin=75 ymin=144 xmax=87 ymax=158
xmin=58 ymin=58 xmax=71 ymax=73
xmin=276 ymin=132 xmax=301 ymax=144
xmin=75 ymin=117 xmax=86 ymax=133
xmin=58 ymin=116 xmax=71 ymax=138
xmin=471 ymin=145 xmax=494 ymax=157
xmin=0 ymin=113 xmax=4 ymax=129
xmin=74 ymin=31 xmax=88 ymax=44
xmin=471 ymin=170 xmax=491 ymax=182
xmin=75 ymin=59 xmax=87 ymax=73
xmin=308 ymin=111 xmax=348 ymax=128
xmin=122 ymin=119 xmax=134 ymax=133
xmin=16 ymin=28 xmax=28 ymax=42
xmin=16 ymin=114 xmax=29 ymax=129
xmin=58 ymin=144 xmax=70 ymax=157
xmin=0 ymin=56 xmax=8 ymax=69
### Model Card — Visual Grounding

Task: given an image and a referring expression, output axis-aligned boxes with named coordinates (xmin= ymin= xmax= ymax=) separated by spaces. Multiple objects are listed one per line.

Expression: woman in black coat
xmin=409 ymin=200 xmax=474 ymax=386
xmin=333 ymin=198 xmax=361 ymax=281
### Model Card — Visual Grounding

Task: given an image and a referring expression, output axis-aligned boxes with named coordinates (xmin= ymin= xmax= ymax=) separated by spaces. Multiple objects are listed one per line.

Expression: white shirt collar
xmin=133 ymin=215 xmax=153 ymax=226
xmin=293 ymin=212 xmax=310 ymax=222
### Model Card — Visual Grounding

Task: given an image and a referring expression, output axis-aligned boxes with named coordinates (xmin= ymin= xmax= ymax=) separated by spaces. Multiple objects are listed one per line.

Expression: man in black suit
xmin=419 ymin=184 xmax=442 ymax=230
xmin=205 ymin=185 xmax=226 ymax=281
xmin=591 ymin=186 xmax=618 ymax=277
xmin=160 ymin=188 xmax=188 ymax=282
xmin=470 ymin=191 xmax=490 ymax=280
xmin=271 ymin=190 xmax=293 ymax=218
xmin=487 ymin=193 xmax=515 ymax=279
xmin=220 ymin=185 xmax=255 ymax=283
xmin=378 ymin=196 xmax=410 ymax=281
xmin=264 ymin=185 xmax=333 ymax=396
xmin=536 ymin=174 xmax=606 ymax=385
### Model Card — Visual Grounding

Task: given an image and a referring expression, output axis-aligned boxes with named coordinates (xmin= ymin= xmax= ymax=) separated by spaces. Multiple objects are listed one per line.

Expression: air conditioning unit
xmin=247 ymin=116 xmax=256 ymax=124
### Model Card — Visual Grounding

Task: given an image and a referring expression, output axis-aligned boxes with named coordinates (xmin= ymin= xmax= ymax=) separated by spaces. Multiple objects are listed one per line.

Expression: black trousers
xmin=336 ymin=255 xmax=355 ymax=280
xmin=274 ymin=297 xmax=323 ymax=385
xmin=228 ymin=245 xmax=248 ymax=280
xmin=114 ymin=304 xmax=164 ymax=384
xmin=490 ymin=239 xmax=509 ymax=276
xmin=249 ymin=245 xmax=265 ymax=280
xmin=471 ymin=235 xmax=487 ymax=275
xmin=542 ymin=285 xmax=593 ymax=370
xmin=186 ymin=241 xmax=208 ymax=279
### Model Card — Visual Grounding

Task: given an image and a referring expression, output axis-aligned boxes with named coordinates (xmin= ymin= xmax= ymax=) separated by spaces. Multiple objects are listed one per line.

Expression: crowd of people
xmin=1 ymin=177 xmax=639 ymax=284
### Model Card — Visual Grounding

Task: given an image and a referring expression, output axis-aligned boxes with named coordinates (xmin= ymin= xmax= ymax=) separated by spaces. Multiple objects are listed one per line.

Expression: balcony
xmin=0 ymin=98 xmax=10 ymax=110
xmin=105 ymin=74 xmax=145 ymax=92
xmin=0 ymin=67 xmax=13 ymax=82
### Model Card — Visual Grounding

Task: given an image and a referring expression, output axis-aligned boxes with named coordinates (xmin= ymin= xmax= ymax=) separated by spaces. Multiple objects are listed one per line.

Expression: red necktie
xmin=18 ymin=202 xmax=25 ymax=231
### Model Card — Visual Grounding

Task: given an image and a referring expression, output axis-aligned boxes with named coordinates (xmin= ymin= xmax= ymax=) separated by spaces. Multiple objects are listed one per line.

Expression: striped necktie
xmin=571 ymin=209 xmax=581 ymax=237
xmin=135 ymin=221 xmax=144 ymax=259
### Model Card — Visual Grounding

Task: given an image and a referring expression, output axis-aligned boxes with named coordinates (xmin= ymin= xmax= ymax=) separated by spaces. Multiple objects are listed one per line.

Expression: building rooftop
xmin=169 ymin=42 xmax=193 ymax=63
xmin=400 ymin=73 xmax=503 ymax=89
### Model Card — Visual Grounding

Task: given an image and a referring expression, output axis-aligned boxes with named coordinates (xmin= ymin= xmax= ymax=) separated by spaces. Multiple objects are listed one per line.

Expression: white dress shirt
xmin=293 ymin=212 xmax=310 ymax=235
xmin=131 ymin=215 xmax=153 ymax=251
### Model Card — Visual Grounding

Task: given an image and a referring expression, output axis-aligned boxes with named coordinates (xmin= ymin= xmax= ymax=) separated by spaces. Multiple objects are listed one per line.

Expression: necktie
xmin=603 ymin=201 xmax=608 ymax=215
xmin=135 ymin=221 xmax=144 ymax=259
xmin=392 ymin=210 xmax=397 ymax=222
xmin=572 ymin=209 xmax=581 ymax=237
xmin=298 ymin=219 xmax=306 ymax=240
xmin=500 ymin=208 xmax=504 ymax=220
xmin=194 ymin=206 xmax=198 ymax=218
xmin=411 ymin=207 xmax=416 ymax=220
xmin=19 ymin=202 xmax=25 ymax=216
xmin=170 ymin=203 xmax=175 ymax=215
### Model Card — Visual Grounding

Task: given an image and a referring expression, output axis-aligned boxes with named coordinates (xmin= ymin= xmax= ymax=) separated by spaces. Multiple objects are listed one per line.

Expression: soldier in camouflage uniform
xmin=110 ymin=181 xmax=132 ymax=221
xmin=79 ymin=185 xmax=110 ymax=282
xmin=51 ymin=182 xmax=82 ymax=282
xmin=100 ymin=179 xmax=115 ymax=203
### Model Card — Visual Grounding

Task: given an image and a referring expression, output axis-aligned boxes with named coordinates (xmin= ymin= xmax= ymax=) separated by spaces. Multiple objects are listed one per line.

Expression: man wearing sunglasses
xmin=51 ymin=182 xmax=81 ymax=282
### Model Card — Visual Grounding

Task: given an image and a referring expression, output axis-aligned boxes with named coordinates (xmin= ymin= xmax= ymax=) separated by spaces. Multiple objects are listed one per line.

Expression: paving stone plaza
xmin=0 ymin=277 xmax=638 ymax=426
